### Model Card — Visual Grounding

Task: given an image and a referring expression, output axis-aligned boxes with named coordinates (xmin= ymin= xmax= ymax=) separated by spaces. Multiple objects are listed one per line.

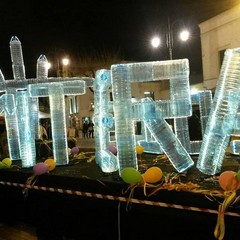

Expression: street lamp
xmin=62 ymin=58 xmax=69 ymax=66
xmin=46 ymin=50 xmax=70 ymax=77
xmin=151 ymin=37 xmax=161 ymax=48
xmin=48 ymin=57 xmax=70 ymax=77
xmin=151 ymin=18 xmax=190 ymax=60
xmin=46 ymin=62 xmax=51 ymax=70
xmin=62 ymin=57 xmax=70 ymax=77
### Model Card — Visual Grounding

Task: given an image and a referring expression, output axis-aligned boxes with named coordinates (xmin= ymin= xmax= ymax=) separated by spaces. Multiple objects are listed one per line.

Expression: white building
xmin=199 ymin=4 xmax=240 ymax=90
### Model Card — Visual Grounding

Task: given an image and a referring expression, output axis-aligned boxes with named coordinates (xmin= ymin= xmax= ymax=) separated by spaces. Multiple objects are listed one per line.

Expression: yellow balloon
xmin=2 ymin=158 xmax=12 ymax=167
xmin=136 ymin=145 xmax=144 ymax=155
xmin=44 ymin=158 xmax=56 ymax=171
xmin=143 ymin=166 xmax=163 ymax=183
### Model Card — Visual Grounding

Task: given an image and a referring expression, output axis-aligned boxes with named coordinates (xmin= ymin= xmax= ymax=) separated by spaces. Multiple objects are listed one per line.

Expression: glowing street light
xmin=151 ymin=36 xmax=161 ymax=48
xmin=62 ymin=58 xmax=69 ymax=66
xmin=180 ymin=30 xmax=190 ymax=41
xmin=46 ymin=62 xmax=51 ymax=70
xmin=62 ymin=57 xmax=70 ymax=77
xmin=151 ymin=18 xmax=190 ymax=60
xmin=46 ymin=51 xmax=70 ymax=77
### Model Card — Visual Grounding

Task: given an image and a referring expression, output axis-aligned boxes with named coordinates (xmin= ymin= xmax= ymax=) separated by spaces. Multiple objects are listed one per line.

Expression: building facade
xmin=199 ymin=4 xmax=240 ymax=90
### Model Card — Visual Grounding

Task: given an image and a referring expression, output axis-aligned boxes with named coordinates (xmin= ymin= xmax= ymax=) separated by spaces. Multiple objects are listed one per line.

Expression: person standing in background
xmin=88 ymin=120 xmax=94 ymax=138
xmin=82 ymin=121 xmax=89 ymax=138
xmin=39 ymin=122 xmax=48 ymax=140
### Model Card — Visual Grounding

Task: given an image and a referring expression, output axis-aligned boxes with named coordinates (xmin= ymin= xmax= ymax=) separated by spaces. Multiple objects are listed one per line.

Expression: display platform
xmin=0 ymin=149 xmax=240 ymax=240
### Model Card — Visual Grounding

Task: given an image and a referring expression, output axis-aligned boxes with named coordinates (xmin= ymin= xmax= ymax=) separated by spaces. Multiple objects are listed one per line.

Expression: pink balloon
xmin=33 ymin=162 xmax=49 ymax=175
xmin=109 ymin=145 xmax=117 ymax=155
xmin=71 ymin=146 xmax=79 ymax=154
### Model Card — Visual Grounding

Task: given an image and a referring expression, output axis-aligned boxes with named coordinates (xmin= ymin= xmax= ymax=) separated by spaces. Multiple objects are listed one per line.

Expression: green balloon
xmin=0 ymin=162 xmax=8 ymax=169
xmin=237 ymin=170 xmax=240 ymax=182
xmin=121 ymin=167 xmax=142 ymax=184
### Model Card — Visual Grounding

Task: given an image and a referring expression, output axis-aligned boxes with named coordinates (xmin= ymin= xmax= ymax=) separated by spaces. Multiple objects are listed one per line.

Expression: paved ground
xmin=76 ymin=137 xmax=95 ymax=149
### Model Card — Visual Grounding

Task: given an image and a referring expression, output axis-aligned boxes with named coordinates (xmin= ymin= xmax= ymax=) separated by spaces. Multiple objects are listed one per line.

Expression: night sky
xmin=0 ymin=0 xmax=239 ymax=79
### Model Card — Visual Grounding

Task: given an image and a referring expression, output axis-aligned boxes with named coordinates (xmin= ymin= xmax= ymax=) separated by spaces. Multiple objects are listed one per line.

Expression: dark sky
xmin=0 ymin=0 xmax=238 ymax=78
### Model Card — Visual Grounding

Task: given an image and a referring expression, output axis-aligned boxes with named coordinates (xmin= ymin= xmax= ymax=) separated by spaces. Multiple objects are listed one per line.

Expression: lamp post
xmin=47 ymin=57 xmax=70 ymax=77
xmin=44 ymin=54 xmax=73 ymax=129
xmin=46 ymin=50 xmax=70 ymax=77
xmin=151 ymin=18 xmax=190 ymax=60
xmin=62 ymin=57 xmax=70 ymax=77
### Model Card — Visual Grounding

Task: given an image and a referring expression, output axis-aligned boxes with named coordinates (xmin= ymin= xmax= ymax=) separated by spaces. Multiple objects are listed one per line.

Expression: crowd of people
xmin=39 ymin=119 xmax=95 ymax=140
xmin=82 ymin=120 xmax=94 ymax=138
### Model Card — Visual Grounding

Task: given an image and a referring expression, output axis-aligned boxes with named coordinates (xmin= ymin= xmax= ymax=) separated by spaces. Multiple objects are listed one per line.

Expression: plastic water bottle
xmin=28 ymin=80 xmax=85 ymax=166
xmin=48 ymin=84 xmax=69 ymax=165
xmin=153 ymin=59 xmax=192 ymax=118
xmin=232 ymin=113 xmax=240 ymax=136
xmin=10 ymin=36 xmax=26 ymax=80
xmin=142 ymin=98 xmax=194 ymax=173
xmin=16 ymin=91 xmax=36 ymax=167
xmin=198 ymin=91 xmax=213 ymax=137
xmin=94 ymin=69 xmax=118 ymax=172
xmin=197 ymin=48 xmax=240 ymax=175
xmin=36 ymin=54 xmax=48 ymax=80
xmin=30 ymin=97 xmax=40 ymax=140
xmin=0 ymin=94 xmax=21 ymax=160
xmin=189 ymin=90 xmax=212 ymax=154
xmin=230 ymin=140 xmax=240 ymax=155
xmin=174 ymin=117 xmax=191 ymax=153
xmin=0 ymin=70 xmax=6 ymax=90
xmin=111 ymin=64 xmax=138 ymax=173
xmin=127 ymin=62 xmax=153 ymax=82
xmin=29 ymin=54 xmax=49 ymax=140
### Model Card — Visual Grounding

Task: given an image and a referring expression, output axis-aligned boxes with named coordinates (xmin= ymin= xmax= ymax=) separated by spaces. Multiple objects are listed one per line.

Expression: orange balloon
xmin=44 ymin=158 xmax=56 ymax=171
xmin=143 ymin=166 xmax=163 ymax=183
xmin=136 ymin=145 xmax=144 ymax=155
xmin=219 ymin=171 xmax=240 ymax=191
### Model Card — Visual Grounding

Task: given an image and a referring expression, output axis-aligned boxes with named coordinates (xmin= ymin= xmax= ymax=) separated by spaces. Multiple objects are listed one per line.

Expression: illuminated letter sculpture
xmin=0 ymin=36 xmax=92 ymax=167
xmin=28 ymin=81 xmax=85 ymax=166
xmin=111 ymin=59 xmax=194 ymax=174
xmin=197 ymin=48 xmax=240 ymax=175
xmin=94 ymin=69 xmax=118 ymax=173
xmin=175 ymin=90 xmax=212 ymax=155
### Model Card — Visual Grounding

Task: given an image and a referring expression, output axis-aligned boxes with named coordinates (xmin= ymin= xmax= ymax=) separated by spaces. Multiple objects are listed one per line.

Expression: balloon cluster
xmin=0 ymin=158 xmax=12 ymax=169
xmin=218 ymin=170 xmax=240 ymax=191
xmin=22 ymin=158 xmax=56 ymax=198
xmin=33 ymin=158 xmax=56 ymax=175
xmin=120 ymin=166 xmax=163 ymax=185
xmin=120 ymin=145 xmax=163 ymax=185
xmin=108 ymin=144 xmax=144 ymax=157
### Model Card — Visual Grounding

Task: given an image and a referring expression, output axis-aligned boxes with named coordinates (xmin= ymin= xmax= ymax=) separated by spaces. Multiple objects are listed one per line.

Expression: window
xmin=219 ymin=49 xmax=226 ymax=70
xmin=144 ymin=91 xmax=155 ymax=100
